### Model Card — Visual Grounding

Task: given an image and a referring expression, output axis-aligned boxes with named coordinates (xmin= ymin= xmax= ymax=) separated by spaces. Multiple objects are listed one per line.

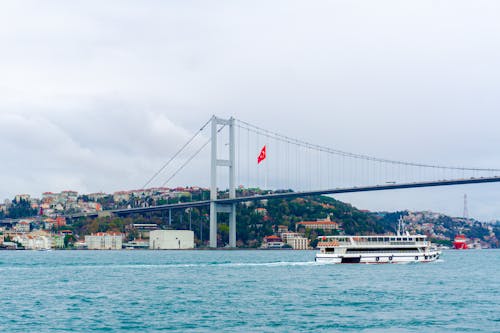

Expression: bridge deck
xmin=67 ymin=176 xmax=500 ymax=218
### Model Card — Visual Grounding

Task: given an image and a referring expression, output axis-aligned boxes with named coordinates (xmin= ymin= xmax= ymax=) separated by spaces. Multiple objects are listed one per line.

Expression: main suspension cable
xmin=142 ymin=117 xmax=212 ymax=189
xmin=161 ymin=123 xmax=228 ymax=187
xmin=236 ymin=119 xmax=500 ymax=172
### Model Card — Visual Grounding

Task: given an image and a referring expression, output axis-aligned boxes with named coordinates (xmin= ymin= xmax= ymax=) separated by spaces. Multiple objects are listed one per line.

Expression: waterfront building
xmin=280 ymin=232 xmax=301 ymax=243
xmin=149 ymin=230 xmax=194 ymax=249
xmin=280 ymin=232 xmax=309 ymax=249
xmin=285 ymin=235 xmax=309 ymax=250
xmin=85 ymin=232 xmax=123 ymax=250
xmin=13 ymin=234 xmax=52 ymax=250
xmin=262 ymin=235 xmax=285 ymax=248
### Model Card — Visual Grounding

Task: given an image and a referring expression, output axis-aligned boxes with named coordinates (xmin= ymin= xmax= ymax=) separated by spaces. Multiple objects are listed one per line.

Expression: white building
xmin=149 ymin=230 xmax=194 ymax=249
xmin=85 ymin=232 xmax=123 ymax=250
xmin=13 ymin=235 xmax=52 ymax=250
xmin=286 ymin=236 xmax=309 ymax=250
xmin=281 ymin=232 xmax=302 ymax=243
xmin=14 ymin=221 xmax=31 ymax=233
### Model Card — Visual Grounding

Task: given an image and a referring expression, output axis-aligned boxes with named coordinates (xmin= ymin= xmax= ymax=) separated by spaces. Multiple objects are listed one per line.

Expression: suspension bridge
xmin=69 ymin=115 xmax=500 ymax=248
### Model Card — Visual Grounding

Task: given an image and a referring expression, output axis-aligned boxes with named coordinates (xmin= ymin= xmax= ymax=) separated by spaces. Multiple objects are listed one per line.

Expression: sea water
xmin=0 ymin=250 xmax=498 ymax=332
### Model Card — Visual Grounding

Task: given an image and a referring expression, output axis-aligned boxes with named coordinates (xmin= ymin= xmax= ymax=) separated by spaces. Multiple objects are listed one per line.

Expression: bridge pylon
xmin=210 ymin=116 xmax=236 ymax=248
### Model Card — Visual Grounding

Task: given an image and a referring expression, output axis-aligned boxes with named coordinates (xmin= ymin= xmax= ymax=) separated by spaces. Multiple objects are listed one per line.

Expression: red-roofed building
xmin=264 ymin=235 xmax=281 ymax=242
xmin=262 ymin=235 xmax=284 ymax=249
xmin=296 ymin=221 xmax=340 ymax=231
xmin=56 ymin=217 xmax=66 ymax=227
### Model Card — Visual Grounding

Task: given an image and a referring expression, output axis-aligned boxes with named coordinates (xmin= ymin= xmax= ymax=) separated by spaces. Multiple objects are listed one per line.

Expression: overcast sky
xmin=1 ymin=1 xmax=500 ymax=220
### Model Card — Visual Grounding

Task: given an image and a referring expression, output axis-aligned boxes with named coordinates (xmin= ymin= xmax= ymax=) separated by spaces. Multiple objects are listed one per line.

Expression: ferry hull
xmin=453 ymin=235 xmax=469 ymax=250
xmin=316 ymin=252 xmax=440 ymax=264
xmin=453 ymin=242 xmax=468 ymax=250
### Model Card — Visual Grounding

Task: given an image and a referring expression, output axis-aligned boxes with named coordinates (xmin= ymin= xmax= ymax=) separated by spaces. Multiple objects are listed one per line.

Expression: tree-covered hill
xmin=67 ymin=195 xmax=408 ymax=247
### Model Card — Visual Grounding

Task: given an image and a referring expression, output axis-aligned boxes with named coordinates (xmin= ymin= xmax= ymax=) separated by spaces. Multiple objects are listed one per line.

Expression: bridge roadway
xmin=66 ymin=176 xmax=500 ymax=219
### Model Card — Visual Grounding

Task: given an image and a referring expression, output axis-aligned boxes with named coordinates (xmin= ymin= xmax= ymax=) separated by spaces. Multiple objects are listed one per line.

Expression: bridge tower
xmin=210 ymin=116 xmax=237 ymax=248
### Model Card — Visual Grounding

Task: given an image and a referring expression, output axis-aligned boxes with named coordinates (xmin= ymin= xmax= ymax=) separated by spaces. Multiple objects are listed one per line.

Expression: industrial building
xmin=149 ymin=230 xmax=194 ymax=249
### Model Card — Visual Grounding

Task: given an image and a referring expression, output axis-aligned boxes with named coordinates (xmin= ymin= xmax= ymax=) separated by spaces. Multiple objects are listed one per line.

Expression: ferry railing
xmin=345 ymin=249 xmax=422 ymax=254
xmin=318 ymin=240 xmax=429 ymax=247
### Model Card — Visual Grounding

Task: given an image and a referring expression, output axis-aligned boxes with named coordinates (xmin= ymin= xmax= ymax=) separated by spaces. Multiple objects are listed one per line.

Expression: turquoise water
xmin=0 ymin=250 xmax=498 ymax=332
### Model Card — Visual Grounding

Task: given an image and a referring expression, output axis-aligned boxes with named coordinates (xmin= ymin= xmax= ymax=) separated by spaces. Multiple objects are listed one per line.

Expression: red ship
xmin=453 ymin=235 xmax=469 ymax=250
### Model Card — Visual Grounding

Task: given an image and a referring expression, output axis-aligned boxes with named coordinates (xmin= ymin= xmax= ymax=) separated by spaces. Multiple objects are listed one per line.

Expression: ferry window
xmin=403 ymin=237 xmax=408 ymax=241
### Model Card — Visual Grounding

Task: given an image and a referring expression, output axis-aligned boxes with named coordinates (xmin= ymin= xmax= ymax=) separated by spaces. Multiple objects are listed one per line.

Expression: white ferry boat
xmin=315 ymin=217 xmax=441 ymax=264
xmin=315 ymin=235 xmax=441 ymax=264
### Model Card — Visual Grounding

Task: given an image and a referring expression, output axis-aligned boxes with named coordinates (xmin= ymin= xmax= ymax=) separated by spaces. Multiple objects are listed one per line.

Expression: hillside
xmin=67 ymin=194 xmax=499 ymax=248
xmin=3 ymin=188 xmax=499 ymax=248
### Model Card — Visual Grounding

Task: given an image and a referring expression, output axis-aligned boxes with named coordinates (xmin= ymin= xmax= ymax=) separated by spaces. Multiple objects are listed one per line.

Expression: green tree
xmin=64 ymin=235 xmax=77 ymax=248
xmin=7 ymin=198 xmax=37 ymax=218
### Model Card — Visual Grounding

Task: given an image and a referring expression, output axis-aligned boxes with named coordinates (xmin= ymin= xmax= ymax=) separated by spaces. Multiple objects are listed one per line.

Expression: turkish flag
xmin=257 ymin=145 xmax=266 ymax=164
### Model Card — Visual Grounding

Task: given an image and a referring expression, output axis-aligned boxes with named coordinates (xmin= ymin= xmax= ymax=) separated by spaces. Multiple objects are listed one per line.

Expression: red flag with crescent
xmin=257 ymin=145 xmax=266 ymax=164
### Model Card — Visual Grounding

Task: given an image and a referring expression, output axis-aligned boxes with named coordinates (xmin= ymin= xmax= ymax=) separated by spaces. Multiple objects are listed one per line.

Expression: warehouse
xmin=149 ymin=230 xmax=194 ymax=249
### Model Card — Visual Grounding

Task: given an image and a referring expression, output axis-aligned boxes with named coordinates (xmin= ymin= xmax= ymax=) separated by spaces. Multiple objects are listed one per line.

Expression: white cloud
xmin=1 ymin=0 xmax=500 ymax=219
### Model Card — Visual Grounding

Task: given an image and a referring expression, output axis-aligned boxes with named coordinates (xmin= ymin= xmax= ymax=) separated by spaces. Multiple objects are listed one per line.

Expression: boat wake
xmin=127 ymin=261 xmax=322 ymax=269
xmin=219 ymin=261 xmax=319 ymax=267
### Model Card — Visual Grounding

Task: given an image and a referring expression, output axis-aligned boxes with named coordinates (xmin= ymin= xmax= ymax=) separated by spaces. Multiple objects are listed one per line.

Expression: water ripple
xmin=0 ymin=250 xmax=498 ymax=332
